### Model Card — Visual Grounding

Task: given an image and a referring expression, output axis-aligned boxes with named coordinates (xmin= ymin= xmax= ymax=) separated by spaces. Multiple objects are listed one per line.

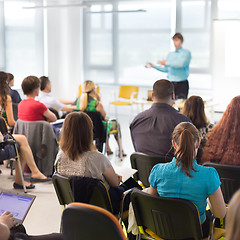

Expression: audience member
xmin=0 ymin=72 xmax=50 ymax=188
xmin=0 ymin=211 xmax=15 ymax=240
xmin=226 ymin=189 xmax=240 ymax=240
xmin=7 ymin=73 xmax=22 ymax=104
xmin=182 ymin=96 xmax=213 ymax=147
xmin=76 ymin=80 xmax=125 ymax=156
xmin=201 ymin=96 xmax=240 ymax=165
xmin=149 ymin=122 xmax=226 ymax=238
xmin=55 ymin=112 xmax=133 ymax=213
xmin=36 ymin=76 xmax=76 ymax=118
xmin=130 ymin=79 xmax=190 ymax=158
xmin=18 ymin=76 xmax=56 ymax=122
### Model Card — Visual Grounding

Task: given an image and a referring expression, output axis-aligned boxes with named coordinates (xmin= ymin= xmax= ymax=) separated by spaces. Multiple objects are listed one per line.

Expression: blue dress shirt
xmin=153 ymin=47 xmax=191 ymax=82
xmin=149 ymin=158 xmax=220 ymax=224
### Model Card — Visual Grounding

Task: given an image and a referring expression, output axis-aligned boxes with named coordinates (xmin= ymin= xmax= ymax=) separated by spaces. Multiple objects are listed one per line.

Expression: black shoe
xmin=13 ymin=182 xmax=35 ymax=189
xmin=30 ymin=177 xmax=52 ymax=183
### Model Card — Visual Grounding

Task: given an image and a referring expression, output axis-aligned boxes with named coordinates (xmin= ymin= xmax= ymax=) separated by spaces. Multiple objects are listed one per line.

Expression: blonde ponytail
xmin=79 ymin=80 xmax=95 ymax=111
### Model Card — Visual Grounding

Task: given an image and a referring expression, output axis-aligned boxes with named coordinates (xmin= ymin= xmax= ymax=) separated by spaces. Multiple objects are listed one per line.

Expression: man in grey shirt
xmin=130 ymin=79 xmax=191 ymax=158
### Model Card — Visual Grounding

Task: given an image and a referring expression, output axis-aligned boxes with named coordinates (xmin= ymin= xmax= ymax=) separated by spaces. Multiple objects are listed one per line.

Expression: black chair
xmin=52 ymin=173 xmax=113 ymax=212
xmin=130 ymin=152 xmax=171 ymax=187
xmin=203 ymin=162 xmax=240 ymax=203
xmin=62 ymin=202 xmax=127 ymax=240
xmin=131 ymin=189 xmax=206 ymax=240
xmin=84 ymin=111 xmax=106 ymax=152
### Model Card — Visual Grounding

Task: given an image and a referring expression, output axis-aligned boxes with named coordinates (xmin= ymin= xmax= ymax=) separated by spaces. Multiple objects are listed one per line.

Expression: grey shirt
xmin=130 ymin=103 xmax=191 ymax=158
xmin=55 ymin=149 xmax=112 ymax=189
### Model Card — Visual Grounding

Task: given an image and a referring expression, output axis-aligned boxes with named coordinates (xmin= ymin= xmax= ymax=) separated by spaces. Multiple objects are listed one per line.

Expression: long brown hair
xmin=226 ymin=190 xmax=240 ymax=240
xmin=202 ymin=96 xmax=240 ymax=165
xmin=182 ymin=96 xmax=208 ymax=129
xmin=172 ymin=122 xmax=200 ymax=177
xmin=60 ymin=112 xmax=93 ymax=160
xmin=0 ymin=71 xmax=9 ymax=110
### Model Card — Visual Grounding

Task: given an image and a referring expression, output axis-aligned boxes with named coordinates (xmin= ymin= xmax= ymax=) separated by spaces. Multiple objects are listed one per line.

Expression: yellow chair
xmin=110 ymin=85 xmax=139 ymax=117
xmin=78 ymin=84 xmax=100 ymax=97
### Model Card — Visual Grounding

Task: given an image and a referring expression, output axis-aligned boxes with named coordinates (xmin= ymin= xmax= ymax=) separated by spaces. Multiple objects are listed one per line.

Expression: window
xmin=3 ymin=1 xmax=44 ymax=86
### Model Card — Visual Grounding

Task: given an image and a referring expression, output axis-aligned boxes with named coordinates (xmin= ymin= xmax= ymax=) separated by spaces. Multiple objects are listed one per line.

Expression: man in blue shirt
xmin=146 ymin=33 xmax=191 ymax=99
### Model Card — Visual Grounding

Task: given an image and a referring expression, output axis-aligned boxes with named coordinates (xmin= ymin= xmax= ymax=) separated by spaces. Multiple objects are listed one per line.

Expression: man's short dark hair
xmin=22 ymin=76 xmax=40 ymax=95
xmin=39 ymin=76 xmax=50 ymax=91
xmin=172 ymin=32 xmax=184 ymax=42
xmin=153 ymin=79 xmax=174 ymax=100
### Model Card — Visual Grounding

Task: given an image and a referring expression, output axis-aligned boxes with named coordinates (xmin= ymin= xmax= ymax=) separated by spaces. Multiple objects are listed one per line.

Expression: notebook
xmin=0 ymin=191 xmax=36 ymax=224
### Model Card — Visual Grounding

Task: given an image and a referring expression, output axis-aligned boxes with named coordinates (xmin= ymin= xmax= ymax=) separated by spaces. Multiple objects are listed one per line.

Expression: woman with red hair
xmin=202 ymin=96 xmax=240 ymax=165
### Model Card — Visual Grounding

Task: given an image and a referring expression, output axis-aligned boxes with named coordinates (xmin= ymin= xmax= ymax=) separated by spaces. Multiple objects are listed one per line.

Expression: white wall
xmin=46 ymin=4 xmax=83 ymax=100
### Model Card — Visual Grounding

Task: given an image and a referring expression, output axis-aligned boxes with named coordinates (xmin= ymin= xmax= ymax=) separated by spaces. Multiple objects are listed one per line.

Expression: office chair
xmin=109 ymin=85 xmax=139 ymax=118
xmin=62 ymin=202 xmax=127 ymax=240
xmin=203 ymin=162 xmax=240 ymax=204
xmin=130 ymin=152 xmax=171 ymax=188
xmin=131 ymin=189 xmax=208 ymax=240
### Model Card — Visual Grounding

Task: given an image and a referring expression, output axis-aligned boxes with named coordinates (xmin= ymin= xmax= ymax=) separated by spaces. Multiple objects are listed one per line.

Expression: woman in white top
xmin=55 ymin=111 xmax=131 ymax=213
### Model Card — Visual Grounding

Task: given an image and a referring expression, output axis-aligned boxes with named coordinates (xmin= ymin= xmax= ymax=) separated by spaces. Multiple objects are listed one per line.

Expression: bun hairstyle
xmin=172 ymin=122 xmax=200 ymax=177
xmin=79 ymin=80 xmax=95 ymax=111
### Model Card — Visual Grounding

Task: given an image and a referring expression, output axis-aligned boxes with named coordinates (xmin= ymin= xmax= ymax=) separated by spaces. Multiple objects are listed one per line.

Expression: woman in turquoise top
xmin=76 ymin=80 xmax=126 ymax=156
xmin=149 ymin=122 xmax=226 ymax=238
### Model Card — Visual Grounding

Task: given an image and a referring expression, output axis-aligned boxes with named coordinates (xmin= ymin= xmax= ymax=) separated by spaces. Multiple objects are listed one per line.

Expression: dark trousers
xmin=172 ymin=80 xmax=189 ymax=99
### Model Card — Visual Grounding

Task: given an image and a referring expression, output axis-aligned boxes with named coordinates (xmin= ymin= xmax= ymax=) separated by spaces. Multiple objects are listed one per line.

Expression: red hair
xmin=202 ymin=96 xmax=240 ymax=165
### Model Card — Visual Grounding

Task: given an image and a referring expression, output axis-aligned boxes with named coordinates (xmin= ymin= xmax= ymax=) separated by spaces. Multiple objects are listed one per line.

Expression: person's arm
xmin=5 ymin=95 xmax=16 ymax=127
xmin=208 ymin=187 xmax=226 ymax=219
xmin=61 ymin=105 xmax=77 ymax=112
xmin=58 ymin=99 xmax=74 ymax=105
xmin=96 ymin=102 xmax=107 ymax=119
xmin=43 ymin=109 xmax=57 ymax=122
xmin=149 ymin=185 xmax=159 ymax=196
xmin=0 ymin=211 xmax=16 ymax=240
xmin=103 ymin=166 xmax=120 ymax=188
xmin=166 ymin=50 xmax=191 ymax=68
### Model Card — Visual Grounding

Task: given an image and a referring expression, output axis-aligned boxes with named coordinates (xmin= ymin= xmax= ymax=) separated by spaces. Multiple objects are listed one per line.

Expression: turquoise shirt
xmin=153 ymin=47 xmax=191 ymax=82
xmin=149 ymin=158 xmax=220 ymax=224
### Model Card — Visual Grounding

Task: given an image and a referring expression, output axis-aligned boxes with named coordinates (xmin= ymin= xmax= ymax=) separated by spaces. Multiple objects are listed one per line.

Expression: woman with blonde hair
xmin=0 ymin=71 xmax=50 ymax=189
xmin=149 ymin=122 xmax=226 ymax=238
xmin=76 ymin=80 xmax=125 ymax=156
xmin=226 ymin=189 xmax=240 ymax=240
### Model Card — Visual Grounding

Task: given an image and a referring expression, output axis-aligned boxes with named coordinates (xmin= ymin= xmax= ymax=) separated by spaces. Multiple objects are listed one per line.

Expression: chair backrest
xmin=131 ymin=189 xmax=203 ymax=240
xmin=203 ymin=162 xmax=240 ymax=203
xmin=118 ymin=86 xmax=139 ymax=100
xmin=0 ymin=117 xmax=9 ymax=134
xmin=13 ymin=119 xmax=58 ymax=176
xmin=52 ymin=173 xmax=113 ymax=212
xmin=62 ymin=202 xmax=127 ymax=240
xmin=130 ymin=152 xmax=171 ymax=187
xmin=52 ymin=173 xmax=75 ymax=206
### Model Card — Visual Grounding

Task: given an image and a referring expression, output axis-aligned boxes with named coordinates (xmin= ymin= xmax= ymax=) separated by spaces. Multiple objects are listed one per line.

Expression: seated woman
xmin=55 ymin=112 xmax=132 ymax=213
xmin=18 ymin=76 xmax=56 ymax=122
xmin=76 ymin=80 xmax=125 ymax=156
xmin=149 ymin=122 xmax=226 ymax=238
xmin=0 ymin=71 xmax=50 ymax=189
xmin=226 ymin=189 xmax=240 ymax=240
xmin=202 ymin=96 xmax=240 ymax=165
xmin=7 ymin=73 xmax=22 ymax=104
xmin=181 ymin=96 xmax=213 ymax=147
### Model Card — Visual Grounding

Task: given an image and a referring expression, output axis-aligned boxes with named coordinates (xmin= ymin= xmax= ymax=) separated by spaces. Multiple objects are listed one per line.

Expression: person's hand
xmin=145 ymin=62 xmax=153 ymax=68
xmin=158 ymin=59 xmax=166 ymax=65
xmin=0 ymin=211 xmax=16 ymax=229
